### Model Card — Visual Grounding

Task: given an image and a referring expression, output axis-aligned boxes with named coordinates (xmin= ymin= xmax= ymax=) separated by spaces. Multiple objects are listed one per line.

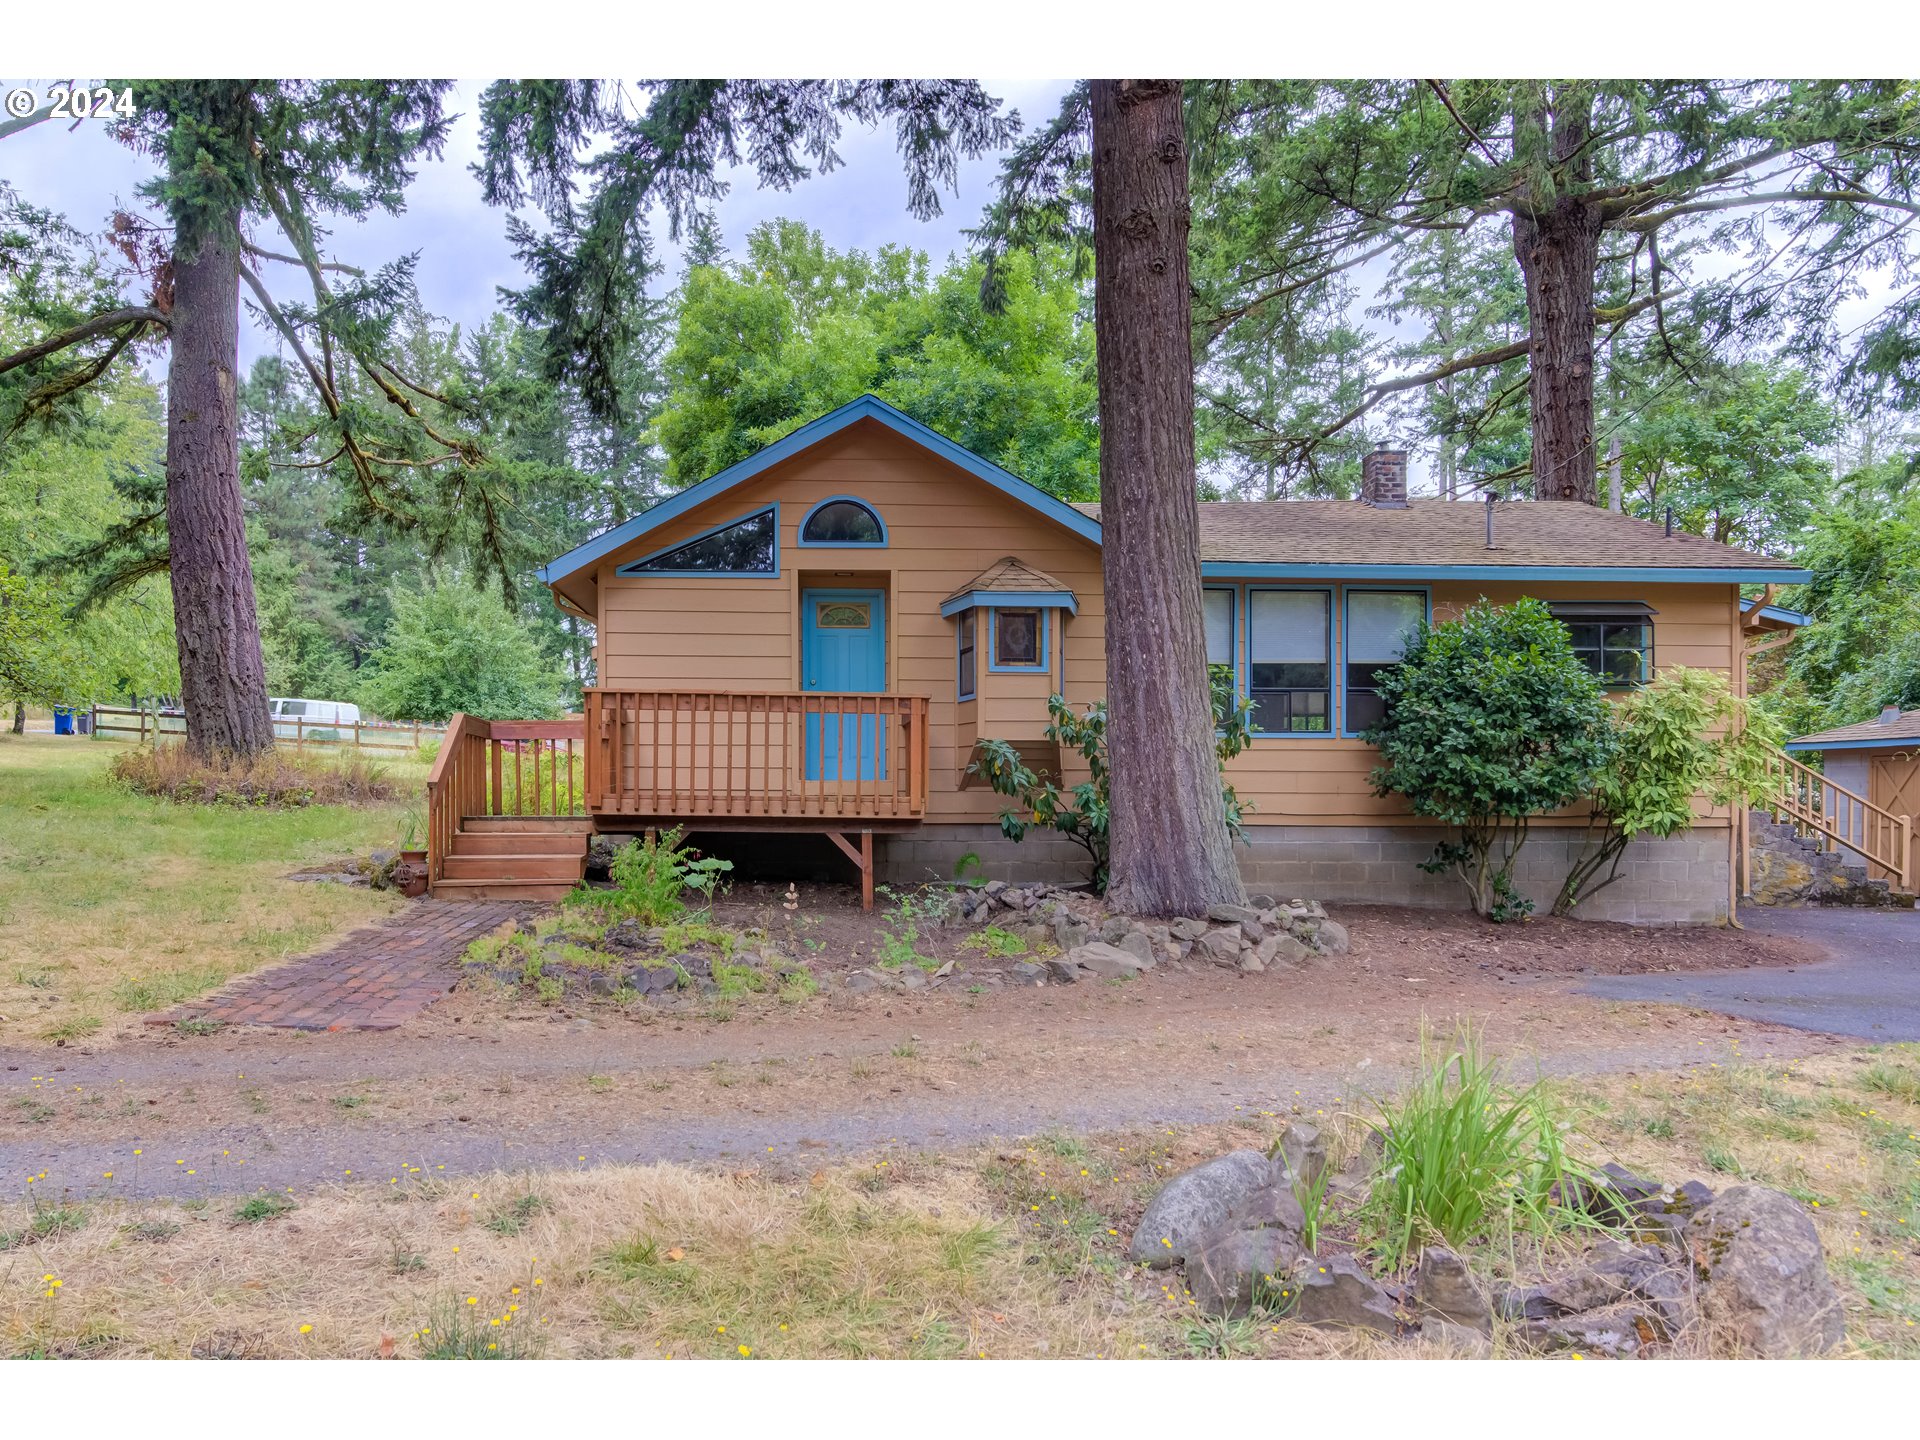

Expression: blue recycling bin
xmin=52 ymin=706 xmax=74 ymax=735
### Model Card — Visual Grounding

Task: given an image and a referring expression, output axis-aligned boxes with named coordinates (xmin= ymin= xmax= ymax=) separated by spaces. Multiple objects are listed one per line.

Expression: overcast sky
xmin=2 ymin=76 xmax=1904 ymax=497
xmin=1 ymin=78 xmax=1073 ymax=366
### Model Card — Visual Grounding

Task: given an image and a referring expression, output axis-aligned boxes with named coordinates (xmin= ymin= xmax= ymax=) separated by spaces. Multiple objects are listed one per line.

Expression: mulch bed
xmin=690 ymin=882 xmax=1823 ymax=981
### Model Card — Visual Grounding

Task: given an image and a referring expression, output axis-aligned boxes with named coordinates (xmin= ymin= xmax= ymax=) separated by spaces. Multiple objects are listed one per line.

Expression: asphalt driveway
xmin=1583 ymin=905 xmax=1920 ymax=1042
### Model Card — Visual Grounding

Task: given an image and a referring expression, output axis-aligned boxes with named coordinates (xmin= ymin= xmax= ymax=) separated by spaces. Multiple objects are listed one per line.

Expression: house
xmin=1778 ymin=707 xmax=1919 ymax=891
xmin=427 ymin=394 xmax=1815 ymax=924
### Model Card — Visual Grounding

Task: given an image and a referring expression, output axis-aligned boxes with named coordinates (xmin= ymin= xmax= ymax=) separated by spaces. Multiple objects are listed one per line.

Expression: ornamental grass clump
xmin=108 ymin=744 xmax=396 ymax=808
xmin=1360 ymin=1025 xmax=1596 ymax=1269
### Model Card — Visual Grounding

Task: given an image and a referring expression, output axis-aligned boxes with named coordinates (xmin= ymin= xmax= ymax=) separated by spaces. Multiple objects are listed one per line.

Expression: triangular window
xmin=621 ymin=507 xmax=777 ymax=575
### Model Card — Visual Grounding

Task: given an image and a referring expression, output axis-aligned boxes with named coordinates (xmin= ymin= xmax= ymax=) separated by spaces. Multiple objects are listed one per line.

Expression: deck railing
xmin=425 ymin=714 xmax=587 ymax=886
xmin=584 ymin=689 xmax=930 ymax=821
xmin=1760 ymin=748 xmax=1912 ymax=891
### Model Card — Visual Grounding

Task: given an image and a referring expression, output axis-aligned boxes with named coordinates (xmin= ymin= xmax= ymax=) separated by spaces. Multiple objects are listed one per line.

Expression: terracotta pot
xmin=397 ymin=866 xmax=429 ymax=899
xmin=399 ymin=848 xmax=428 ymax=865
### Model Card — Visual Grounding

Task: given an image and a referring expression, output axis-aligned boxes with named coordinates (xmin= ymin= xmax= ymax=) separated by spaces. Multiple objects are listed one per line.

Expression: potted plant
xmin=395 ymin=812 xmax=429 ymax=897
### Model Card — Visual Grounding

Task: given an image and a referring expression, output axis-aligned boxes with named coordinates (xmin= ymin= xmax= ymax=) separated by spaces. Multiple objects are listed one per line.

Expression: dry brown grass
xmin=0 ymin=737 xmax=410 ymax=1044
xmin=107 ymin=744 xmax=400 ymax=808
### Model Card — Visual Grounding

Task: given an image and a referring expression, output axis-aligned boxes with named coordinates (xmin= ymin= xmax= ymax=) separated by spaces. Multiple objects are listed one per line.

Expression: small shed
xmin=1785 ymin=706 xmax=1920 ymax=883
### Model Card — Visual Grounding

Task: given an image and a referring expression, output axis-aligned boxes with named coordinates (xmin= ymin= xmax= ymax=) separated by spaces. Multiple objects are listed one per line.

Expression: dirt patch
xmin=1323 ymin=905 xmax=1824 ymax=979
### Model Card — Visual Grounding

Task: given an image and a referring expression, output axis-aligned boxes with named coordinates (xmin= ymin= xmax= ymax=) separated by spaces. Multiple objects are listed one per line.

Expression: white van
xmin=270 ymin=697 xmax=361 ymax=739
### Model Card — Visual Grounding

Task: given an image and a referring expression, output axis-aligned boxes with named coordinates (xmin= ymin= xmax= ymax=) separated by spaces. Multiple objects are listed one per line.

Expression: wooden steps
xmin=431 ymin=816 xmax=591 ymax=902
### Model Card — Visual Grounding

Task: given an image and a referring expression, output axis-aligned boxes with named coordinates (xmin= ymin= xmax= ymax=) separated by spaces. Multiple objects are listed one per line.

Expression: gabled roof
xmin=539 ymin=394 xmax=1103 ymax=588
xmin=1786 ymin=709 xmax=1920 ymax=752
xmin=940 ymin=556 xmax=1079 ymax=617
xmin=1071 ymin=499 xmax=1809 ymax=584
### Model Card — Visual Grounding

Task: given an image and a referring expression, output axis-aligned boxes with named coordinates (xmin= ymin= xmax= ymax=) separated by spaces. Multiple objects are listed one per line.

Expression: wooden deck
xmin=426 ymin=692 xmax=930 ymax=909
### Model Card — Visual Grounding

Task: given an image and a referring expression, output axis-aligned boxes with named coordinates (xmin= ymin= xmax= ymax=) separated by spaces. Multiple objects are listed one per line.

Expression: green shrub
xmin=1368 ymin=598 xmax=1615 ymax=921
xmin=971 ymin=664 xmax=1253 ymax=892
xmin=231 ymin=1194 xmax=297 ymax=1225
xmin=1558 ymin=666 xmax=1782 ymax=915
xmin=1359 ymin=1025 xmax=1595 ymax=1268
xmin=587 ymin=827 xmax=733 ymax=925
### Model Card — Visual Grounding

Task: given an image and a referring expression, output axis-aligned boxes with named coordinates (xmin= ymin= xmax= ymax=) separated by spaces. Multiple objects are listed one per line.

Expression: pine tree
xmin=0 ymin=81 xmax=477 ymax=756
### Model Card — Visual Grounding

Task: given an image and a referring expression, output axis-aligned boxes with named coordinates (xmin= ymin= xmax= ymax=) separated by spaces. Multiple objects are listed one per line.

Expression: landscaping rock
xmin=1205 ymin=902 xmax=1264 ymax=929
xmin=1414 ymin=1247 xmax=1492 ymax=1335
xmin=1514 ymin=1306 xmax=1648 ymax=1358
xmin=1116 ymin=930 xmax=1157 ymax=968
xmin=1314 ymin=919 xmax=1351 ymax=955
xmin=674 ymin=953 xmax=713 ymax=980
xmin=1098 ymin=915 xmax=1132 ymax=945
xmin=1009 ymin=961 xmax=1048 ymax=987
xmin=1053 ymin=916 xmax=1090 ymax=950
xmin=1270 ymin=1121 xmax=1328 ymax=1193
xmin=1044 ymin=956 xmax=1080 ymax=985
xmin=584 ymin=971 xmax=622 ymax=997
xmin=1129 ymin=1150 xmax=1278 ymax=1268
xmin=1578 ymin=1164 xmax=1713 ymax=1239
xmin=628 ymin=965 xmax=681 ymax=995
xmin=1197 ymin=929 xmax=1245 ymax=966
xmin=1684 ymin=1185 xmax=1845 ymax=1357
xmin=1069 ymin=942 xmax=1148 ymax=980
xmin=1238 ymin=951 xmax=1267 ymax=973
xmin=1169 ymin=917 xmax=1211 ymax=942
xmin=1292 ymin=1254 xmax=1402 ymax=1336
xmin=1255 ymin=932 xmax=1312 ymax=969
xmin=1220 ymin=1182 xmax=1306 ymax=1235
xmin=899 ymin=969 xmax=928 ymax=991
xmin=1499 ymin=1239 xmax=1691 ymax=1338
xmin=843 ymin=971 xmax=882 ymax=995
xmin=1188 ymin=1227 xmax=1301 ymax=1319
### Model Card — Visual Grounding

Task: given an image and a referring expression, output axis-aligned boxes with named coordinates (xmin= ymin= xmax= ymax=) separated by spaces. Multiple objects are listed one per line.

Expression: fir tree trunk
xmin=1090 ymin=79 xmax=1246 ymax=918
xmin=1513 ymin=199 xmax=1601 ymax=503
xmin=165 ymin=216 xmax=275 ymax=759
xmin=1512 ymin=85 xmax=1602 ymax=505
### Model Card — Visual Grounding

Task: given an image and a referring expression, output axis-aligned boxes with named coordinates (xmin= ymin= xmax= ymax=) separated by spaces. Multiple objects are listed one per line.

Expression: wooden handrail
xmin=585 ymin=689 xmax=931 ymax=821
xmin=1760 ymin=748 xmax=1912 ymax=891
xmin=426 ymin=713 xmax=587 ymax=891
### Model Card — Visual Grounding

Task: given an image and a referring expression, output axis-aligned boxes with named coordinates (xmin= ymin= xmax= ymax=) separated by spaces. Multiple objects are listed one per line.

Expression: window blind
xmin=1346 ymin=591 xmax=1423 ymax=662
xmin=1250 ymin=590 xmax=1329 ymax=663
xmin=1204 ymin=589 xmax=1234 ymax=667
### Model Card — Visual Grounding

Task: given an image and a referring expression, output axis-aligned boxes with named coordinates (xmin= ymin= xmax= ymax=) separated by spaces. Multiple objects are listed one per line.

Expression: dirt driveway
xmin=2 ymin=906 xmax=1838 ymax=1200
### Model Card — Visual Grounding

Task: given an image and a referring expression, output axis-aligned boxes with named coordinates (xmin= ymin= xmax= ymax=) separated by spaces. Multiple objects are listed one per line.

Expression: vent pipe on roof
xmin=1882 ymin=705 xmax=1903 ymax=725
xmin=1361 ymin=445 xmax=1409 ymax=508
xmin=1484 ymin=491 xmax=1497 ymax=550
xmin=1665 ymin=505 xmax=1674 ymax=537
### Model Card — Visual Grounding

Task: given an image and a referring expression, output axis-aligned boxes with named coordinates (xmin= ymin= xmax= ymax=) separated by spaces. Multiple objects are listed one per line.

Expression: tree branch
xmin=0 ymin=306 xmax=169 ymax=378
xmin=1424 ymin=80 xmax=1499 ymax=165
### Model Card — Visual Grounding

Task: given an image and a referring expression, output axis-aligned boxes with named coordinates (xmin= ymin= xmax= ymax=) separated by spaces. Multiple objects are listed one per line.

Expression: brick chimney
xmin=1361 ymin=445 xmax=1409 ymax=508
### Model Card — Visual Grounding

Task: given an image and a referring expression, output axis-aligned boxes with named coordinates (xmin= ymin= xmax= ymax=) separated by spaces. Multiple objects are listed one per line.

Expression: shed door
xmin=802 ymin=589 xmax=887 ymax=782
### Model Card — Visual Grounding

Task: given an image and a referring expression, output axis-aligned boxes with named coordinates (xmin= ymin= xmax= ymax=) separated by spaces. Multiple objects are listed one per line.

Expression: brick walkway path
xmin=152 ymin=900 xmax=531 ymax=1032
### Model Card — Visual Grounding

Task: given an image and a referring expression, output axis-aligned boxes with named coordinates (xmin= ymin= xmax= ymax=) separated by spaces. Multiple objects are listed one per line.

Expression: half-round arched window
xmin=798 ymin=497 xmax=886 ymax=547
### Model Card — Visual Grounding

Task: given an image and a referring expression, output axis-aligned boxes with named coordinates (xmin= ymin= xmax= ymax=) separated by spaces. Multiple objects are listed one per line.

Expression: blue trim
xmin=939 ymin=589 xmax=1079 ymax=619
xmin=614 ymin=504 xmax=780 ymax=579
xmin=1203 ymin=562 xmax=1810 ymax=585
xmin=1245 ymin=585 xmax=1336 ymax=739
xmin=1785 ymin=734 xmax=1920 ymax=753
xmin=1741 ymin=597 xmax=1812 ymax=626
xmin=796 ymin=495 xmax=888 ymax=548
xmin=955 ymin=609 xmax=977 ymax=701
xmin=540 ymin=394 xmax=1102 ymax=585
xmin=1341 ymin=586 xmax=1431 ymax=738
xmin=986 ymin=605 xmax=1050 ymax=673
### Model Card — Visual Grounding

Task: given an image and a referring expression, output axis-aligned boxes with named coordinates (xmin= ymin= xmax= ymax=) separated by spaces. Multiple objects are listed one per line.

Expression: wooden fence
xmin=88 ymin=706 xmax=445 ymax=753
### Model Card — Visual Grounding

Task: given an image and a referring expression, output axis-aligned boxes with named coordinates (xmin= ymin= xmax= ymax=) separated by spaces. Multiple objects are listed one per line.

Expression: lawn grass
xmin=0 ymin=736 xmax=419 ymax=1045
xmin=4 ymin=1044 xmax=1914 ymax=1359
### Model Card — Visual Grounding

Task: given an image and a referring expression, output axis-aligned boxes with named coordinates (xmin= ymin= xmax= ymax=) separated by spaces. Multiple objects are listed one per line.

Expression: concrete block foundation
xmin=877 ymin=823 xmax=1731 ymax=926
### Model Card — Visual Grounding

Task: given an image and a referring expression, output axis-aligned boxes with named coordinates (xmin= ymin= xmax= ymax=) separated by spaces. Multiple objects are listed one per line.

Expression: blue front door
xmin=803 ymin=589 xmax=887 ymax=782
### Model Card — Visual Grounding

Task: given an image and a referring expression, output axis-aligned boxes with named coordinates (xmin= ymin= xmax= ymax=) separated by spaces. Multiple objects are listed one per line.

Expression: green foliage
xmin=961 ymin=925 xmax=1028 ymax=959
xmin=0 ymin=561 xmax=70 ymax=708
xmin=1358 ymin=1026 xmax=1594 ymax=1269
xmin=356 ymin=577 xmax=565 ymax=723
xmin=1559 ymin=667 xmax=1784 ymax=916
xmin=971 ymin=664 xmax=1254 ymax=893
xmin=231 ymin=1194 xmax=297 ymax=1225
xmin=1368 ymin=599 xmax=1615 ymax=921
xmin=1621 ymin=362 xmax=1839 ymax=551
xmin=656 ymin=220 xmax=1096 ymax=498
xmin=591 ymin=827 xmax=733 ymax=926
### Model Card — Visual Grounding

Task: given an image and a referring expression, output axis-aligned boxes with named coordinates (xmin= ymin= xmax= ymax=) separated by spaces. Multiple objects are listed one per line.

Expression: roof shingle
xmin=1788 ymin=709 xmax=1920 ymax=748
xmin=1069 ymin=498 xmax=1800 ymax=573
